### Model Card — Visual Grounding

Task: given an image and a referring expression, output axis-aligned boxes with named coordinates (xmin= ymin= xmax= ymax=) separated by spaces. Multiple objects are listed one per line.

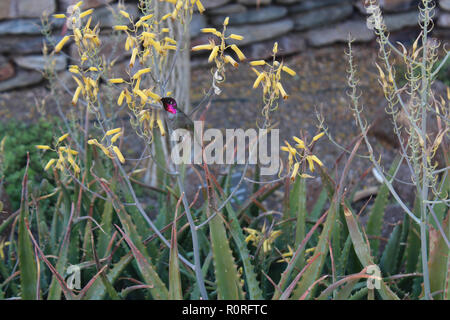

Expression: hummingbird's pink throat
xmin=166 ymin=104 xmax=177 ymax=114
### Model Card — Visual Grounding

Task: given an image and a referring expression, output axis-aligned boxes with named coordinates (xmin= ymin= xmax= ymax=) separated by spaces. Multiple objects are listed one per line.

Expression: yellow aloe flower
xmin=277 ymin=245 xmax=294 ymax=263
xmin=57 ymin=133 xmax=69 ymax=143
xmin=293 ymin=136 xmax=305 ymax=149
xmin=112 ymin=146 xmax=125 ymax=164
xmin=312 ymin=132 xmax=325 ymax=142
xmin=0 ymin=240 xmax=11 ymax=260
xmin=54 ymin=35 xmax=71 ymax=53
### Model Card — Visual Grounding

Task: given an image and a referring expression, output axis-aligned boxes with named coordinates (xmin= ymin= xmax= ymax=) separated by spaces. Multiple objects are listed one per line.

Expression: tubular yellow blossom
xmin=251 ymin=67 xmax=261 ymax=76
xmin=72 ymin=76 xmax=84 ymax=93
xmin=80 ymin=9 xmax=94 ymax=18
xmin=141 ymin=32 xmax=156 ymax=39
xmin=88 ymin=139 xmax=98 ymax=145
xmin=388 ymin=71 xmax=394 ymax=84
xmin=74 ymin=1 xmax=83 ymax=9
xmin=273 ymin=42 xmax=278 ymax=54
xmin=134 ymin=77 xmax=141 ymax=91
xmin=99 ymin=144 xmax=112 ymax=157
xmin=125 ymin=36 xmax=133 ymax=51
xmin=134 ymin=89 xmax=147 ymax=103
xmin=124 ymin=89 xmax=132 ymax=104
xmin=282 ymin=66 xmax=296 ymax=76
xmin=276 ymin=82 xmax=288 ymax=99
xmin=58 ymin=133 xmax=69 ymax=143
xmin=149 ymin=110 xmax=155 ymax=130
xmin=307 ymin=156 xmax=315 ymax=172
xmin=164 ymin=37 xmax=177 ymax=45
xmin=113 ymin=25 xmax=129 ymax=31
xmin=54 ymin=35 xmax=70 ymax=53
xmin=118 ymin=90 xmax=125 ymax=106
xmin=67 ymin=155 xmax=80 ymax=173
xmin=109 ymin=78 xmax=125 ymax=84
xmin=73 ymin=28 xmax=83 ymax=41
xmin=140 ymin=14 xmax=154 ymax=22
xmin=306 ymin=155 xmax=323 ymax=172
xmin=375 ymin=62 xmax=386 ymax=81
xmin=112 ymin=146 xmax=125 ymax=163
xmin=119 ymin=10 xmax=130 ymax=19
xmin=132 ymin=68 xmax=151 ymax=79
xmin=146 ymin=90 xmax=161 ymax=101
xmin=36 ymin=145 xmax=51 ymax=150
xmin=88 ymin=67 xmax=98 ymax=72
xmin=66 ymin=148 xmax=78 ymax=155
xmin=229 ymin=34 xmax=244 ymax=41
xmin=290 ymin=162 xmax=300 ymax=181
xmin=150 ymin=39 xmax=162 ymax=52
xmin=130 ymin=47 xmax=138 ymax=68
xmin=44 ymin=159 xmax=56 ymax=171
xmin=162 ymin=28 xmax=170 ymax=33
xmin=164 ymin=45 xmax=177 ymax=50
xmin=224 ymin=55 xmax=238 ymax=67
xmin=253 ymin=72 xmax=265 ymax=89
xmin=250 ymin=60 xmax=266 ymax=66
xmin=284 ymin=141 xmax=297 ymax=155
xmin=196 ymin=0 xmax=205 ymax=13
xmin=223 ymin=17 xmax=229 ymax=26
xmin=53 ymin=14 xmax=66 ymax=19
xmin=110 ymin=132 xmax=122 ymax=144
xmin=105 ymin=128 xmax=122 ymax=136
xmin=312 ymin=132 xmax=325 ymax=142
xmin=161 ymin=13 xmax=172 ymax=21
xmin=72 ymin=86 xmax=82 ymax=106
xmin=71 ymin=162 xmax=81 ymax=174
xmin=201 ymin=28 xmax=217 ymax=34
xmin=293 ymin=136 xmax=305 ymax=149
xmin=171 ymin=9 xmax=178 ymax=20
xmin=310 ymin=155 xmax=323 ymax=167
xmin=156 ymin=111 xmax=165 ymax=136
xmin=84 ymin=16 xmax=92 ymax=31
xmin=192 ymin=44 xmax=213 ymax=51
xmin=230 ymin=44 xmax=246 ymax=61
xmin=69 ymin=65 xmax=80 ymax=74
xmin=208 ymin=45 xmax=219 ymax=63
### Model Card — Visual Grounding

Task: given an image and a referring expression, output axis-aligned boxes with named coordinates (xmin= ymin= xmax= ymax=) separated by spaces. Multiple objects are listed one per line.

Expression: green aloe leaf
xmin=208 ymin=205 xmax=243 ymax=300
xmin=83 ymin=253 xmax=133 ymax=300
xmin=428 ymin=214 xmax=449 ymax=300
xmin=290 ymin=200 xmax=338 ymax=299
xmin=380 ymin=224 xmax=402 ymax=276
xmin=225 ymin=202 xmax=263 ymax=299
xmin=18 ymin=154 xmax=37 ymax=300
xmin=97 ymin=178 xmax=169 ymax=299
xmin=342 ymin=205 xmax=399 ymax=300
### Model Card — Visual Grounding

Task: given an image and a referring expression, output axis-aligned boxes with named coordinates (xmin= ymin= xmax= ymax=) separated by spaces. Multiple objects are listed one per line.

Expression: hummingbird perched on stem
xmin=161 ymin=97 xmax=195 ymax=132
xmin=160 ymin=97 xmax=206 ymax=160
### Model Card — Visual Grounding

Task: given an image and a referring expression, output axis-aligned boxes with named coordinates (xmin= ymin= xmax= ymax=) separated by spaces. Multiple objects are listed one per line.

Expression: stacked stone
xmin=0 ymin=0 xmax=448 ymax=92
xmin=192 ymin=0 xmax=432 ymax=60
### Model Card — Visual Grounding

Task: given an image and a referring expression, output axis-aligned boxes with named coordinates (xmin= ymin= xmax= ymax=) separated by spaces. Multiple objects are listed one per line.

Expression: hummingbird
xmin=161 ymin=97 xmax=195 ymax=132
xmin=161 ymin=97 xmax=205 ymax=160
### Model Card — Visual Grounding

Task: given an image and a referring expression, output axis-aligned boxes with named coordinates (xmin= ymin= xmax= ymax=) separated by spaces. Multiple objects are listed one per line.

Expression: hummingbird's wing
xmin=170 ymin=108 xmax=195 ymax=132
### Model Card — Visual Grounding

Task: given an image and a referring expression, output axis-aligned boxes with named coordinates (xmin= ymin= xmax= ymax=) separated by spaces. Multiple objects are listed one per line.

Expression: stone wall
xmin=0 ymin=0 xmax=449 ymax=92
